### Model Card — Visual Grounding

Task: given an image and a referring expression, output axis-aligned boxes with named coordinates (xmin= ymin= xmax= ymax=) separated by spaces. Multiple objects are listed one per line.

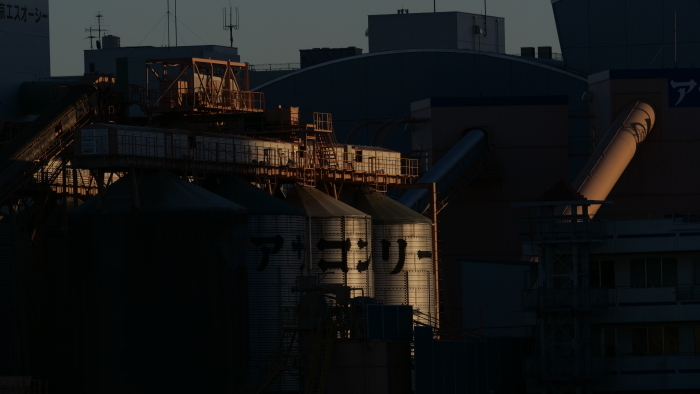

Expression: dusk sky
xmin=50 ymin=0 xmax=560 ymax=76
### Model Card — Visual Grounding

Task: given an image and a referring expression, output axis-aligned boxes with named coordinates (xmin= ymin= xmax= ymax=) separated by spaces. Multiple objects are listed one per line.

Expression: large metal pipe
xmin=571 ymin=100 xmax=655 ymax=216
xmin=399 ymin=129 xmax=487 ymax=212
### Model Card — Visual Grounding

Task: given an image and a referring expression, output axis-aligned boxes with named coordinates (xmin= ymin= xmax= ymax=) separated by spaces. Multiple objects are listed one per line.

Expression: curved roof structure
xmin=255 ymin=48 xmax=586 ymax=90
xmin=254 ymin=49 xmax=589 ymax=154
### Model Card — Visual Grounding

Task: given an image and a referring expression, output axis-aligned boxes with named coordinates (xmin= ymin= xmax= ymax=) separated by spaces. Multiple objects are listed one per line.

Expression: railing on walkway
xmin=141 ymin=87 xmax=264 ymax=113
xmin=73 ymin=127 xmax=419 ymax=186
xmin=523 ymin=356 xmax=609 ymax=379
xmin=676 ymin=284 xmax=700 ymax=301
xmin=522 ymin=288 xmax=611 ymax=312
xmin=250 ymin=63 xmax=300 ymax=72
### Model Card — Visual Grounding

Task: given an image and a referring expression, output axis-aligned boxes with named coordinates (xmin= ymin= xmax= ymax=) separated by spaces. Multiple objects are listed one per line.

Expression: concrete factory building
xmin=4 ymin=3 xmax=700 ymax=394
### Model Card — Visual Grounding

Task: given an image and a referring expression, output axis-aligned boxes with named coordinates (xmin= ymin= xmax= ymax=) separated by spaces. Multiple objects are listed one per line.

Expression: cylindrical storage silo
xmin=67 ymin=170 xmax=247 ymax=394
xmin=215 ymin=176 xmax=306 ymax=393
xmin=346 ymin=189 xmax=436 ymax=326
xmin=285 ymin=185 xmax=374 ymax=298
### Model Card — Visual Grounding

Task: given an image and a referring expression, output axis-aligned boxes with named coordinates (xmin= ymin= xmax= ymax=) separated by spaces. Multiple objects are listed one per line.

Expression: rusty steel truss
xmin=142 ymin=57 xmax=264 ymax=115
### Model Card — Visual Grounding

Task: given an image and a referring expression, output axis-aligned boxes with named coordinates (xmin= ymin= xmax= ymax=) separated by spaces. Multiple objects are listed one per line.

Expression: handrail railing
xmin=141 ymin=87 xmax=264 ymax=113
xmin=74 ymin=128 xmax=419 ymax=178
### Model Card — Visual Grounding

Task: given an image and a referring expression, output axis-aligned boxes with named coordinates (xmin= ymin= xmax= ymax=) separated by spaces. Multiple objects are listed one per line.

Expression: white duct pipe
xmin=570 ymin=100 xmax=655 ymax=217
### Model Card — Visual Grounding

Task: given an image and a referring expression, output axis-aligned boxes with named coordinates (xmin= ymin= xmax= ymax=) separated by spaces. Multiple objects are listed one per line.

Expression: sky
xmin=49 ymin=0 xmax=561 ymax=76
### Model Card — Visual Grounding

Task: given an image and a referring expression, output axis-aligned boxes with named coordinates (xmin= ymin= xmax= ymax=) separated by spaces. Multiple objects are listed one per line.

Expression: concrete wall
xmin=0 ymin=0 xmax=50 ymax=122
xmin=368 ymin=12 xmax=505 ymax=54
xmin=462 ymin=260 xmax=535 ymax=337
xmin=553 ymin=0 xmax=700 ymax=74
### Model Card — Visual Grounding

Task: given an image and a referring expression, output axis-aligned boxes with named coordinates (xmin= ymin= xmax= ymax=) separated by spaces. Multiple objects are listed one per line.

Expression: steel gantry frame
xmin=143 ymin=57 xmax=264 ymax=115
xmin=519 ymin=200 xmax=611 ymax=394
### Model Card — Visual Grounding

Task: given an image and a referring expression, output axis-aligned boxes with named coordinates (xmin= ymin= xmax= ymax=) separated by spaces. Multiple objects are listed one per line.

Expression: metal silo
xmin=346 ymin=189 xmax=436 ymax=326
xmin=215 ymin=176 xmax=306 ymax=393
xmin=67 ymin=170 xmax=247 ymax=394
xmin=285 ymin=185 xmax=374 ymax=298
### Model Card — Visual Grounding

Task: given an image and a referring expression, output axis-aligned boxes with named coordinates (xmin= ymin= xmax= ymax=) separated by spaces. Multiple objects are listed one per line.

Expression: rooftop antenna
xmin=223 ymin=2 xmax=239 ymax=48
xmin=674 ymin=11 xmax=677 ymax=67
xmin=85 ymin=26 xmax=97 ymax=49
xmin=483 ymin=0 xmax=488 ymax=36
xmin=95 ymin=11 xmax=105 ymax=39
xmin=175 ymin=0 xmax=178 ymax=47
xmin=167 ymin=0 xmax=171 ymax=47
xmin=90 ymin=12 xmax=108 ymax=49
xmin=434 ymin=0 xmax=436 ymax=12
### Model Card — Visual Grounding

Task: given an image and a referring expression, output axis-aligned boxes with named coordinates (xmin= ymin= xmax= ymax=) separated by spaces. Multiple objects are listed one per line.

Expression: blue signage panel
xmin=668 ymin=71 xmax=700 ymax=107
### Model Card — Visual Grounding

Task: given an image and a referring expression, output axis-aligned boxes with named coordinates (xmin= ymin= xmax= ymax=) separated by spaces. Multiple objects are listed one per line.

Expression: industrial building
xmin=0 ymin=0 xmax=50 ymax=122
xmin=2 ymin=2 xmax=700 ymax=394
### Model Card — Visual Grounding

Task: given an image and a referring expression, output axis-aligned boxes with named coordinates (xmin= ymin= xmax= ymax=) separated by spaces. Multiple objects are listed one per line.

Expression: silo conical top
xmin=71 ymin=170 xmax=246 ymax=215
xmin=346 ymin=189 xmax=432 ymax=225
xmin=285 ymin=185 xmax=369 ymax=218
xmin=216 ymin=176 xmax=305 ymax=216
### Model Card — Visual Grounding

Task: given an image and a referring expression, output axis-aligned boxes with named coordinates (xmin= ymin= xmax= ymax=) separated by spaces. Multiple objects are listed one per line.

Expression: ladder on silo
xmin=255 ymin=328 xmax=299 ymax=394
xmin=304 ymin=319 xmax=336 ymax=394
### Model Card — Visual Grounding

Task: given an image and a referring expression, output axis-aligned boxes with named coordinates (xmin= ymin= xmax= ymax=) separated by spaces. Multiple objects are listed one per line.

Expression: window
xmin=89 ymin=63 xmax=96 ymax=72
xmin=632 ymin=326 xmax=679 ymax=355
xmin=632 ymin=327 xmax=648 ymax=355
xmin=695 ymin=325 xmax=700 ymax=354
xmin=630 ymin=258 xmax=677 ymax=288
xmin=665 ymin=326 xmax=680 ymax=354
xmin=693 ymin=259 xmax=700 ymax=286
xmin=649 ymin=326 xmax=663 ymax=355
xmin=602 ymin=328 xmax=616 ymax=356
xmin=591 ymin=260 xmax=615 ymax=288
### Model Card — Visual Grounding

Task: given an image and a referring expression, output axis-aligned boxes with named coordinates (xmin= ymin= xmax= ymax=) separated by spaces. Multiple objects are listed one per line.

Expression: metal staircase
xmin=315 ymin=132 xmax=339 ymax=170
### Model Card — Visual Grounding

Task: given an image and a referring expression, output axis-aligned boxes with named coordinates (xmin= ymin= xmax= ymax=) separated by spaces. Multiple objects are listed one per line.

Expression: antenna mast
xmin=675 ymin=11 xmax=677 ymax=67
xmin=167 ymin=0 xmax=171 ymax=47
xmin=88 ymin=12 xmax=108 ymax=49
xmin=85 ymin=26 xmax=97 ymax=49
xmin=95 ymin=11 xmax=105 ymax=38
xmin=175 ymin=0 xmax=178 ymax=47
xmin=223 ymin=2 xmax=239 ymax=48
